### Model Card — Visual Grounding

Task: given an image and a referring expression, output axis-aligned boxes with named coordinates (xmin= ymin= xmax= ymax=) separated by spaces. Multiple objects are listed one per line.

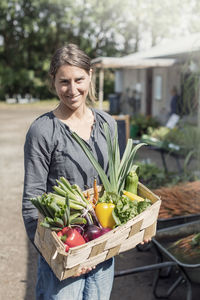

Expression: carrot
xmin=169 ymin=234 xmax=200 ymax=258
xmin=84 ymin=191 xmax=95 ymax=209
xmin=93 ymin=178 xmax=99 ymax=205
xmin=86 ymin=191 xmax=90 ymax=201
xmin=83 ymin=191 xmax=95 ymax=208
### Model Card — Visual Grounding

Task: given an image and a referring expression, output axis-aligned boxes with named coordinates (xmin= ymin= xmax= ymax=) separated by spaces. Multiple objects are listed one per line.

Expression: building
xmin=92 ymin=33 xmax=200 ymax=125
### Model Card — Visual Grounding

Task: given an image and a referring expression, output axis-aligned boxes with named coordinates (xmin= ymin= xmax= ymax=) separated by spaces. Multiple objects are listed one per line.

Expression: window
xmin=154 ymin=75 xmax=162 ymax=100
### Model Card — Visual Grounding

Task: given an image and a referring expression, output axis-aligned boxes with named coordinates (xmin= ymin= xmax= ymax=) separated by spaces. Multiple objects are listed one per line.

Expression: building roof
xmin=92 ymin=56 xmax=177 ymax=68
xmin=92 ymin=33 xmax=200 ymax=69
xmin=123 ymin=32 xmax=200 ymax=59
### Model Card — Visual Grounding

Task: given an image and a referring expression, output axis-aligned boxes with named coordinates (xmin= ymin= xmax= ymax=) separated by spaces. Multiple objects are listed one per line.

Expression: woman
xmin=22 ymin=43 xmax=116 ymax=300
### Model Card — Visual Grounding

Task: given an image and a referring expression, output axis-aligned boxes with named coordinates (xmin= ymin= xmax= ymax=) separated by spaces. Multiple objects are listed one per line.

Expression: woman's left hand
xmin=140 ymin=238 xmax=151 ymax=245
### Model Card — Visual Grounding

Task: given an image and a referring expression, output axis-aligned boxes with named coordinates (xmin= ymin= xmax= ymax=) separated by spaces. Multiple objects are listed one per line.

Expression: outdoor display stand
xmin=155 ymin=181 xmax=200 ymax=229
xmin=135 ymin=134 xmax=185 ymax=173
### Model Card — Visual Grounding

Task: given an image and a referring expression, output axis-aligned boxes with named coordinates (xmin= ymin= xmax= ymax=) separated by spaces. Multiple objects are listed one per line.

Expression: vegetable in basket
xmin=30 ymin=177 xmax=100 ymax=231
xmin=83 ymin=225 xmax=102 ymax=242
xmin=71 ymin=123 xmax=145 ymax=198
xmin=71 ymin=123 xmax=149 ymax=227
xmin=123 ymin=190 xmax=144 ymax=202
xmin=95 ymin=202 xmax=115 ymax=228
xmin=112 ymin=196 xmax=152 ymax=226
xmin=61 ymin=227 xmax=86 ymax=248
xmin=137 ymin=199 xmax=152 ymax=214
xmin=124 ymin=165 xmax=139 ymax=194
xmin=112 ymin=196 xmax=138 ymax=226
xmin=93 ymin=178 xmax=99 ymax=205
xmin=83 ymin=225 xmax=112 ymax=242
xmin=56 ymin=228 xmax=86 ymax=252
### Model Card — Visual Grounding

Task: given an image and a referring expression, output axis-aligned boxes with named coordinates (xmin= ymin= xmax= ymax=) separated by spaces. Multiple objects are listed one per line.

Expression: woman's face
xmin=54 ymin=64 xmax=91 ymax=111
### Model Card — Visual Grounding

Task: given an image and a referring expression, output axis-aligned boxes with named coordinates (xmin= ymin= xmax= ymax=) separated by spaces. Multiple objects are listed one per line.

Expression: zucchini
xmin=124 ymin=171 xmax=138 ymax=194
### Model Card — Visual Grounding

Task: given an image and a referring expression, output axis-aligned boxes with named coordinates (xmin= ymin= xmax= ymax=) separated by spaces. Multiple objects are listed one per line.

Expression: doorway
xmin=146 ymin=68 xmax=153 ymax=115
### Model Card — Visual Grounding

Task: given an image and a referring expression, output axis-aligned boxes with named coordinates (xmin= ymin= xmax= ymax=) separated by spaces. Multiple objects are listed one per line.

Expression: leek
xmin=71 ymin=123 xmax=146 ymax=195
xmin=71 ymin=131 xmax=112 ymax=192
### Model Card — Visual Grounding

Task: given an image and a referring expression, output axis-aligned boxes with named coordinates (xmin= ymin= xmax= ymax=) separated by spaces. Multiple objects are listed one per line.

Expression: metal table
xmin=133 ymin=139 xmax=185 ymax=173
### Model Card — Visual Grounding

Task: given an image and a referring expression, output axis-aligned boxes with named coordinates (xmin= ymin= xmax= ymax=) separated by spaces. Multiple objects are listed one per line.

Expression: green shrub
xmin=136 ymin=160 xmax=166 ymax=189
xmin=131 ymin=114 xmax=160 ymax=137
xmin=136 ymin=160 xmax=200 ymax=190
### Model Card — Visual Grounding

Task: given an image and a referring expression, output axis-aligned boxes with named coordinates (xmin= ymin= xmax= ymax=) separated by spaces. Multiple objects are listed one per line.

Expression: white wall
xmin=114 ymin=65 xmax=182 ymax=121
xmin=114 ymin=70 xmax=123 ymax=93
xmin=152 ymin=65 xmax=181 ymax=123
xmin=118 ymin=68 xmax=146 ymax=115
xmin=152 ymin=68 xmax=166 ymax=118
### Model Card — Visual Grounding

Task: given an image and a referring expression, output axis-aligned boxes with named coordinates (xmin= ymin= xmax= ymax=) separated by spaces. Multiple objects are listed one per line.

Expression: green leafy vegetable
xmin=112 ymin=196 xmax=138 ymax=226
xmin=98 ymin=191 xmax=120 ymax=204
xmin=137 ymin=199 xmax=152 ymax=214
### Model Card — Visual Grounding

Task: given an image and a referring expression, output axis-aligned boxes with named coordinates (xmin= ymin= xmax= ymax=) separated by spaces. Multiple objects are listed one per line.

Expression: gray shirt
xmin=22 ymin=108 xmax=116 ymax=244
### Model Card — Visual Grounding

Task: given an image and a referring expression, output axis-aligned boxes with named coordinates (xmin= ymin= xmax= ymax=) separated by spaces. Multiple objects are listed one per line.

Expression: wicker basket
xmin=34 ymin=182 xmax=161 ymax=280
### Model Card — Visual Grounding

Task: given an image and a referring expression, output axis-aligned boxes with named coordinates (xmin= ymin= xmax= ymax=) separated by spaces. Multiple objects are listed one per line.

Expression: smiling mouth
xmin=67 ymin=95 xmax=81 ymax=101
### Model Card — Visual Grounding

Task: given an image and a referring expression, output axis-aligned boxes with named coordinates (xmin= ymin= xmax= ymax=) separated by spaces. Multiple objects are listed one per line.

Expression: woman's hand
xmin=140 ymin=238 xmax=151 ymax=245
xmin=73 ymin=266 xmax=96 ymax=277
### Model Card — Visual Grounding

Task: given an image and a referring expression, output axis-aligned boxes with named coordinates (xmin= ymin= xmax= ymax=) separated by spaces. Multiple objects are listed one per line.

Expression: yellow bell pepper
xmin=95 ymin=203 xmax=115 ymax=228
xmin=123 ymin=190 xmax=144 ymax=202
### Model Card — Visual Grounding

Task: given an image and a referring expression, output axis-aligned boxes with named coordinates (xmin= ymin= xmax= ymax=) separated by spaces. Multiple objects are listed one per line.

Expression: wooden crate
xmin=34 ymin=182 xmax=161 ymax=280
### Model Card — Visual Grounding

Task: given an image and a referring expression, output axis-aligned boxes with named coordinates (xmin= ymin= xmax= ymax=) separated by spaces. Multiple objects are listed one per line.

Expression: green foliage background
xmin=1 ymin=0 xmax=200 ymax=100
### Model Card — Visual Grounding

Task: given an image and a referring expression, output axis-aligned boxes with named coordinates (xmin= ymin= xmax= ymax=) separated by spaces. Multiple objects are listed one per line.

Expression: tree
xmin=1 ymin=0 xmax=200 ymax=100
xmin=0 ymin=0 xmax=76 ymax=98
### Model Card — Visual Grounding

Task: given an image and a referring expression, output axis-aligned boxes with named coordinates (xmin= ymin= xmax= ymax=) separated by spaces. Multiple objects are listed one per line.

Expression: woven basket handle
xmin=52 ymin=246 xmax=67 ymax=259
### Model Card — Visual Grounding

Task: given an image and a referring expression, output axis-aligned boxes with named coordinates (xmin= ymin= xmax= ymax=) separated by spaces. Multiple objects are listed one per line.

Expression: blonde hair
xmin=49 ymin=43 xmax=96 ymax=102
